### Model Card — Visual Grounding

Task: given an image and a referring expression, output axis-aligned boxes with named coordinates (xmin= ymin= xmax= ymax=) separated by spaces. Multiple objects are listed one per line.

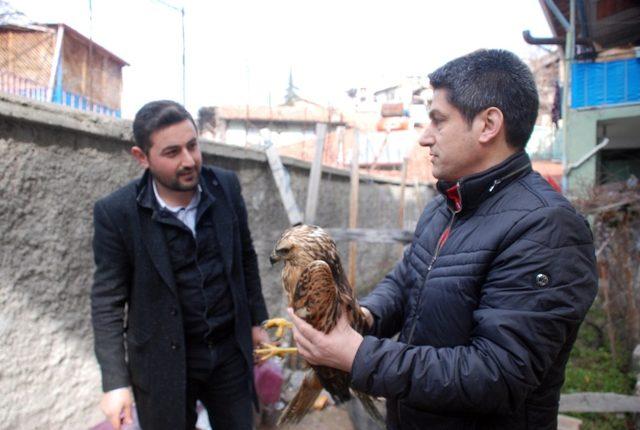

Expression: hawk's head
xmin=270 ymin=224 xmax=336 ymax=269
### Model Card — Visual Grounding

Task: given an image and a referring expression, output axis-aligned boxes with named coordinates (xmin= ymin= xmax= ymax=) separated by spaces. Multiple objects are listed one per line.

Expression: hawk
xmin=266 ymin=224 xmax=383 ymax=426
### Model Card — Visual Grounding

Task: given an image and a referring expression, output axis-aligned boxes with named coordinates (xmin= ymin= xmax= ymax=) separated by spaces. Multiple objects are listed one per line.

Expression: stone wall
xmin=0 ymin=94 xmax=433 ymax=428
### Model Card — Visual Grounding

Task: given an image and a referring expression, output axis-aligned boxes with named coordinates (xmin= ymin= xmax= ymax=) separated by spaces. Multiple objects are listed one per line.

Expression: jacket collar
xmin=436 ymin=151 xmax=532 ymax=213
xmin=136 ymin=169 xmax=155 ymax=211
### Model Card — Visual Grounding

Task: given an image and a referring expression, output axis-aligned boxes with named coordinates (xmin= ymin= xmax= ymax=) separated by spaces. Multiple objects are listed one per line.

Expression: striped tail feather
xmin=277 ymin=371 xmax=323 ymax=426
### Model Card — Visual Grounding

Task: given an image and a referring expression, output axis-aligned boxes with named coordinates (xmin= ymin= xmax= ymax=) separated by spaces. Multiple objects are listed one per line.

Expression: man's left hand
xmin=288 ymin=307 xmax=363 ymax=372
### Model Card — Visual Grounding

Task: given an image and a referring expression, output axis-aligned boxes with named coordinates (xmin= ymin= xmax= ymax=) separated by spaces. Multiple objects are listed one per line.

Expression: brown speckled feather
xmin=272 ymin=225 xmax=382 ymax=426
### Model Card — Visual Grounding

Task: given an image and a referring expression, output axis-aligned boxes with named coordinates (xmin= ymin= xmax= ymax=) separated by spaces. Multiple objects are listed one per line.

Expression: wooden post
xmin=598 ymin=261 xmax=617 ymax=363
xmin=398 ymin=158 xmax=409 ymax=227
xmin=348 ymin=129 xmax=360 ymax=289
xmin=304 ymin=123 xmax=327 ymax=225
xmin=48 ymin=25 xmax=64 ymax=101
xmin=398 ymin=158 xmax=409 ymax=257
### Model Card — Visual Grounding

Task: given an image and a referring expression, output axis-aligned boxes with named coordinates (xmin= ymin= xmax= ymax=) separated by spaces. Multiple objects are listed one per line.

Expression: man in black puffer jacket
xmin=288 ymin=49 xmax=598 ymax=429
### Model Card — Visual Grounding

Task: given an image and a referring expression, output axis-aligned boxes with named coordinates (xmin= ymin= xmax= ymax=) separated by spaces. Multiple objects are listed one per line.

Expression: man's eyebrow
xmin=160 ymin=144 xmax=181 ymax=153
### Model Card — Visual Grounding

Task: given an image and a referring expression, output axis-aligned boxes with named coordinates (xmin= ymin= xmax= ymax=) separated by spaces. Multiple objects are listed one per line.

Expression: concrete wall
xmin=0 ymin=94 xmax=433 ymax=428
xmin=566 ymin=103 xmax=640 ymax=197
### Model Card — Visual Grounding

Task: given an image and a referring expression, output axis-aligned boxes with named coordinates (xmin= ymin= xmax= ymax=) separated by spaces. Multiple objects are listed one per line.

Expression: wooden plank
xmin=557 ymin=414 xmax=582 ymax=430
xmin=348 ymin=128 xmax=360 ymax=288
xmin=326 ymin=228 xmax=413 ymax=244
xmin=559 ymin=393 xmax=640 ymax=413
xmin=263 ymin=138 xmax=304 ymax=226
xmin=304 ymin=123 xmax=327 ymax=224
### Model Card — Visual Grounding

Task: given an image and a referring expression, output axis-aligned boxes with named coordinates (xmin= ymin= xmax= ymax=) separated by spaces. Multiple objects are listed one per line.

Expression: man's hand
xmin=252 ymin=325 xmax=270 ymax=348
xmin=288 ymin=307 xmax=363 ymax=372
xmin=100 ymin=387 xmax=133 ymax=430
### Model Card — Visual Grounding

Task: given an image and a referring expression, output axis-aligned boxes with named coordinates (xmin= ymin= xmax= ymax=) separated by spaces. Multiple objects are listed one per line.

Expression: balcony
xmin=571 ymin=57 xmax=640 ymax=109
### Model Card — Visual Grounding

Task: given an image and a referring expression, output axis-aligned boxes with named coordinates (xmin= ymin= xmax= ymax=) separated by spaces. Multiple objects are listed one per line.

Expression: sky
xmin=14 ymin=0 xmax=554 ymax=119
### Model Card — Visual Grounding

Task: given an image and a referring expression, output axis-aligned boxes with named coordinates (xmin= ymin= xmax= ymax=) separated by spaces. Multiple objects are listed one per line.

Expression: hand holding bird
xmin=288 ymin=306 xmax=362 ymax=372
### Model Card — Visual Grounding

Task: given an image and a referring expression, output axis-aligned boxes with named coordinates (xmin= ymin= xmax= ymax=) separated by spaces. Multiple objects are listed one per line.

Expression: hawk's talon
xmin=262 ymin=317 xmax=293 ymax=339
xmin=254 ymin=343 xmax=298 ymax=361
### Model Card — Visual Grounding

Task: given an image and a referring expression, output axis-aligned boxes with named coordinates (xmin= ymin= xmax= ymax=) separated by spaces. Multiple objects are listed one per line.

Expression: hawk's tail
xmin=277 ymin=371 xmax=323 ymax=426
xmin=354 ymin=390 xmax=385 ymax=427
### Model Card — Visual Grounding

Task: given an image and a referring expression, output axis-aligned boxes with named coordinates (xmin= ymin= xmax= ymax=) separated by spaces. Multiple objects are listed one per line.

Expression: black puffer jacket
xmin=351 ymin=151 xmax=597 ymax=430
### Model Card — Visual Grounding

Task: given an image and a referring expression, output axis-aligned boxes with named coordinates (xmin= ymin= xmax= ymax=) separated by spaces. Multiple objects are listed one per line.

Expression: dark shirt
xmin=150 ymin=181 xmax=235 ymax=375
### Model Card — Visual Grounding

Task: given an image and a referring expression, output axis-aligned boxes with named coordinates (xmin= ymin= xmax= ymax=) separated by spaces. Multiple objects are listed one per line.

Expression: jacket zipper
xmin=488 ymin=163 xmax=529 ymax=193
xmin=406 ymin=183 xmax=462 ymax=344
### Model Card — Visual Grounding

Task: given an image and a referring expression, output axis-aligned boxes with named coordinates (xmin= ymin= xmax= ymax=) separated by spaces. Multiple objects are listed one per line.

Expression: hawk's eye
xmin=276 ymin=246 xmax=291 ymax=255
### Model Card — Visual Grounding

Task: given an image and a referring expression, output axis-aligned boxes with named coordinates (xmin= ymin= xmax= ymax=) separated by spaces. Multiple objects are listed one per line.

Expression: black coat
xmin=351 ymin=151 xmax=598 ymax=430
xmin=91 ymin=166 xmax=268 ymax=430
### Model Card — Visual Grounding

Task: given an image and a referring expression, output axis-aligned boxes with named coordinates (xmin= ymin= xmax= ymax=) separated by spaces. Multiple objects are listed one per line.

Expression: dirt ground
xmin=257 ymin=404 xmax=355 ymax=430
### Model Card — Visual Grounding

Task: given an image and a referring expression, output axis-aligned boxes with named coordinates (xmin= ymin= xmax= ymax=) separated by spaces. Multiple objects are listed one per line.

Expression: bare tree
xmin=0 ymin=1 xmax=26 ymax=25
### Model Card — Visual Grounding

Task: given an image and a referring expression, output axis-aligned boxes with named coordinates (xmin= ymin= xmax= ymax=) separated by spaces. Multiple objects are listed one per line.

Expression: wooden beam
xmin=559 ymin=393 xmax=640 ymax=413
xmin=304 ymin=122 xmax=327 ymax=224
xmin=348 ymin=128 xmax=360 ymax=288
xmin=327 ymin=228 xmax=413 ymax=244
xmin=263 ymin=138 xmax=304 ymax=226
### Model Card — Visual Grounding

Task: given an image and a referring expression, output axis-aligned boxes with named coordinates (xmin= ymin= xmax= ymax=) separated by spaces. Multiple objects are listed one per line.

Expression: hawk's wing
xmin=292 ymin=260 xmax=346 ymax=333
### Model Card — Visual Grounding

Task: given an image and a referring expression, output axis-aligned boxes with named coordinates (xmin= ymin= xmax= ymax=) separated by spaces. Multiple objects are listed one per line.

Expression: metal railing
xmin=0 ymin=71 xmax=50 ymax=102
xmin=0 ymin=70 xmax=120 ymax=117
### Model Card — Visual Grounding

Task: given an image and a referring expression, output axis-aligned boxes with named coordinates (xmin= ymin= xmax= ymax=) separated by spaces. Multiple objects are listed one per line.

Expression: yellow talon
xmin=254 ymin=343 xmax=298 ymax=361
xmin=262 ymin=317 xmax=293 ymax=339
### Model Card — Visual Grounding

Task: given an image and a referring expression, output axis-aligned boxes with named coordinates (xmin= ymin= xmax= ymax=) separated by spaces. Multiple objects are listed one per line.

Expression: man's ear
xmin=131 ymin=146 xmax=150 ymax=169
xmin=478 ymin=107 xmax=504 ymax=144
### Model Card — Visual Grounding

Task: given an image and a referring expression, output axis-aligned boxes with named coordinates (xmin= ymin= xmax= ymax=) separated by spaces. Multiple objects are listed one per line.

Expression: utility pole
xmin=561 ymin=0 xmax=575 ymax=192
xmin=181 ymin=6 xmax=185 ymax=105
xmin=152 ymin=0 xmax=186 ymax=105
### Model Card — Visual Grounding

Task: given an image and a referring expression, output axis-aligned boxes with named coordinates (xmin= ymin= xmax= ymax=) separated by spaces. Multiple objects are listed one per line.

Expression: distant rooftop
xmin=215 ymin=98 xmax=346 ymax=125
xmin=0 ymin=22 xmax=129 ymax=66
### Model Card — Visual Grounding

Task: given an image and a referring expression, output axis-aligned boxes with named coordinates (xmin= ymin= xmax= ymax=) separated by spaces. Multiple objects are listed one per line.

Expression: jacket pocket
xmin=126 ymin=337 xmax=150 ymax=391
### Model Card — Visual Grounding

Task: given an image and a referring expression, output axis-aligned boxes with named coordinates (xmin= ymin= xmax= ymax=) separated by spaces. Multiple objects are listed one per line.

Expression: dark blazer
xmin=91 ymin=166 xmax=268 ymax=430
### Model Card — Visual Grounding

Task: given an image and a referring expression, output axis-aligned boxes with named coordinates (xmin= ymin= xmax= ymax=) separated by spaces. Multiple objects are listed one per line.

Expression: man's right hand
xmin=100 ymin=387 xmax=133 ymax=430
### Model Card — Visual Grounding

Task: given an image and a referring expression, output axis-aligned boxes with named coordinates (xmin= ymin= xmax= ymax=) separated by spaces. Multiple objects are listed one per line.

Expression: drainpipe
xmin=561 ymin=0 xmax=575 ymax=193
xmin=544 ymin=0 xmax=570 ymax=31
xmin=522 ymin=30 xmax=590 ymax=46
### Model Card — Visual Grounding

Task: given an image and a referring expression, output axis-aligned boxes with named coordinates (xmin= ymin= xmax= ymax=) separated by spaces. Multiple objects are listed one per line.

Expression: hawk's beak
xmin=269 ymin=253 xmax=279 ymax=266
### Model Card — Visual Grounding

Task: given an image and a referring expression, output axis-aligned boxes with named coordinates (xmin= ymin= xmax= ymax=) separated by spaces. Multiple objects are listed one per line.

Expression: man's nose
xmin=181 ymin=148 xmax=196 ymax=167
xmin=418 ymin=126 xmax=435 ymax=147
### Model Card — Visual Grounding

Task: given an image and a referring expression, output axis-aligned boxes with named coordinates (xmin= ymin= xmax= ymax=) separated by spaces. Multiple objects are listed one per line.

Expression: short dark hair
xmin=428 ymin=49 xmax=539 ymax=150
xmin=132 ymin=100 xmax=196 ymax=153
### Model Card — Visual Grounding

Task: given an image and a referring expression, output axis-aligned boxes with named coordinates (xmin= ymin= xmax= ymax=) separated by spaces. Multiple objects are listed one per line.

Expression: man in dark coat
xmin=289 ymin=50 xmax=598 ymax=429
xmin=91 ymin=100 xmax=269 ymax=430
